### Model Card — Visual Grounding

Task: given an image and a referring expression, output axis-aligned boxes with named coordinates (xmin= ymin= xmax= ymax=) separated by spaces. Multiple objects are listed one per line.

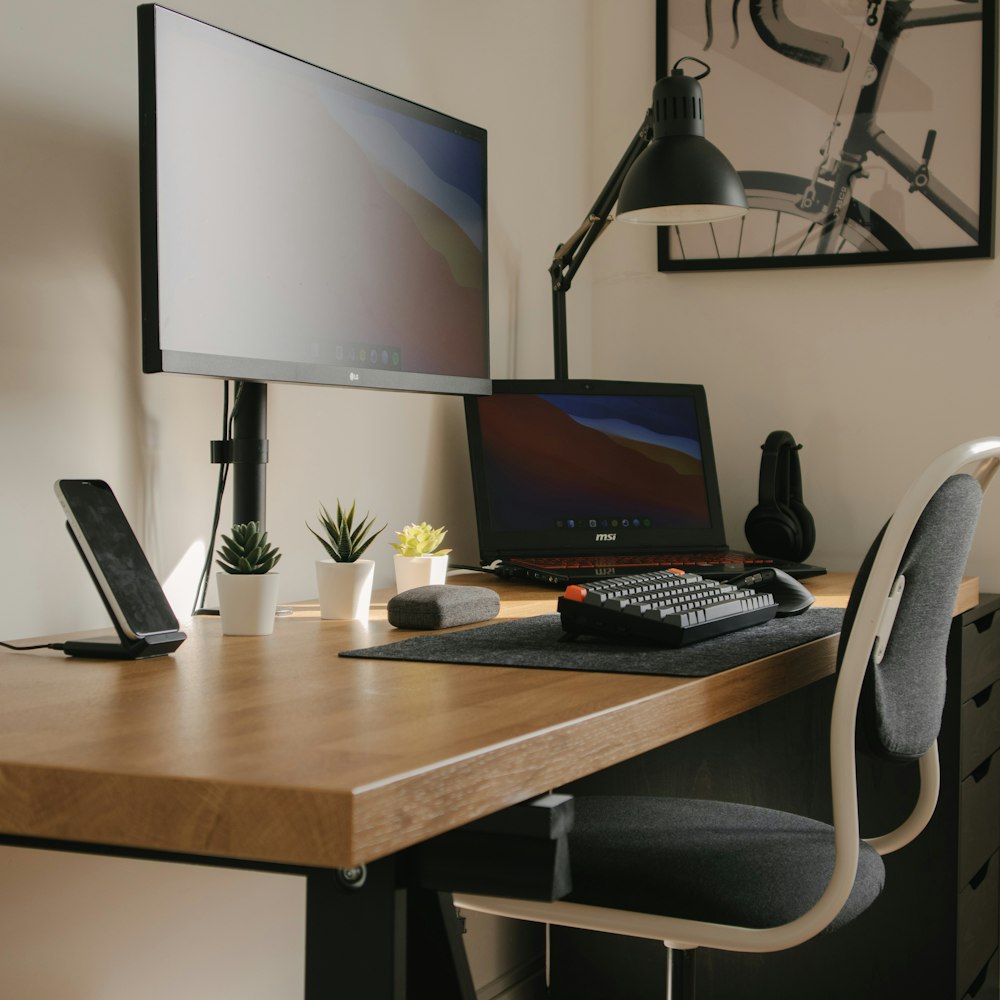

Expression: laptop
xmin=463 ymin=379 xmax=825 ymax=586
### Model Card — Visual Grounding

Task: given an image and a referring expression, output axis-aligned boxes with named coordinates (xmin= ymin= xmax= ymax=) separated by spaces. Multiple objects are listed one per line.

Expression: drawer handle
xmin=973 ymin=611 xmax=996 ymax=634
xmin=973 ymin=685 xmax=995 ymax=708
xmin=967 ymin=957 xmax=995 ymax=998
xmin=968 ymin=857 xmax=992 ymax=891
xmin=970 ymin=757 xmax=993 ymax=784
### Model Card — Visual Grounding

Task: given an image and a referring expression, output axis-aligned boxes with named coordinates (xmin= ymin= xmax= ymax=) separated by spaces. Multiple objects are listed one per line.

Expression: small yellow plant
xmin=390 ymin=521 xmax=452 ymax=557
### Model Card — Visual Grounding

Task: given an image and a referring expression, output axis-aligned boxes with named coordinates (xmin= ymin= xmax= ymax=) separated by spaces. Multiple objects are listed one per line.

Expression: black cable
xmin=195 ymin=381 xmax=238 ymax=612
xmin=0 ymin=640 xmax=65 ymax=651
xmin=672 ymin=55 xmax=711 ymax=79
xmin=192 ymin=381 xmax=244 ymax=616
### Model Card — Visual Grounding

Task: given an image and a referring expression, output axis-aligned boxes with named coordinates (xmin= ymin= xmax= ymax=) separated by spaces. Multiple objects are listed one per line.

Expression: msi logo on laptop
xmin=595 ymin=533 xmax=617 ymax=542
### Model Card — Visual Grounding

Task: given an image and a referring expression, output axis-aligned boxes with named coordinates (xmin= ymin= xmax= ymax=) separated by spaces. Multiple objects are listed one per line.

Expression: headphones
xmin=744 ymin=430 xmax=815 ymax=562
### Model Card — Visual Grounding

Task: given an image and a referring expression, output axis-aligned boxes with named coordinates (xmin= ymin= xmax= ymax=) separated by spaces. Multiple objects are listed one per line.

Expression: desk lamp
xmin=551 ymin=57 xmax=747 ymax=378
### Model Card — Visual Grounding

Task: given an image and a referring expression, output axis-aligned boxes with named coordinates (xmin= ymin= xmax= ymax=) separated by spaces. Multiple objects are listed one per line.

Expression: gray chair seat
xmin=566 ymin=795 xmax=885 ymax=931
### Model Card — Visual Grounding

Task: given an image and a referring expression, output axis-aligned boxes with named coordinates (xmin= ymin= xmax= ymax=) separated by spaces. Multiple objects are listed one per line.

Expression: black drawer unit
xmin=949 ymin=595 xmax=1000 ymax=999
xmin=813 ymin=594 xmax=1000 ymax=999
xmin=807 ymin=594 xmax=1000 ymax=1000
xmin=551 ymin=595 xmax=1000 ymax=1000
xmin=960 ymin=853 xmax=1000 ymax=998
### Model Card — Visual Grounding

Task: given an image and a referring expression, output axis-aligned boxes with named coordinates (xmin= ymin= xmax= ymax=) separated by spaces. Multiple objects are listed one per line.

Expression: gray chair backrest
xmin=837 ymin=474 xmax=982 ymax=764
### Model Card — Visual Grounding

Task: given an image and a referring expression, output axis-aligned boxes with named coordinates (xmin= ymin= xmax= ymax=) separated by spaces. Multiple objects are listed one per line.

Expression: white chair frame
xmin=455 ymin=439 xmax=1000 ymax=960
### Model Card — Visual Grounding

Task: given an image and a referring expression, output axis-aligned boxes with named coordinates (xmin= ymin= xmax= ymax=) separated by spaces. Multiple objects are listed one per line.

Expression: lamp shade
xmin=617 ymin=69 xmax=748 ymax=225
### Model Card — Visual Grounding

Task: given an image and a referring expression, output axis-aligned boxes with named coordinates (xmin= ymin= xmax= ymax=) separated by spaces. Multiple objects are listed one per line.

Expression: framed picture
xmin=656 ymin=0 xmax=997 ymax=270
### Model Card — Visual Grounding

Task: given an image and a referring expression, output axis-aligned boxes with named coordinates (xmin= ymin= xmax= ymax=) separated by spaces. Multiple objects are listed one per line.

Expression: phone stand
xmin=63 ymin=523 xmax=186 ymax=660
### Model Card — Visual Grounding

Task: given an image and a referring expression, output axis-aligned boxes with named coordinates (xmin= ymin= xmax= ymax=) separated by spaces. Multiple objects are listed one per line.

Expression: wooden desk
xmin=0 ymin=572 xmax=979 ymax=998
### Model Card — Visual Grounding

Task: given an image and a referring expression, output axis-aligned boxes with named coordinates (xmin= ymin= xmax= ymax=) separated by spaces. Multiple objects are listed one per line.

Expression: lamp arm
xmin=551 ymin=110 xmax=653 ymax=379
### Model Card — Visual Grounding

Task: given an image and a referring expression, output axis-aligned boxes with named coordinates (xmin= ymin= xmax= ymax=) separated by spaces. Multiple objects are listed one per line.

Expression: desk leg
xmin=305 ymin=858 xmax=403 ymax=999
xmin=406 ymin=889 xmax=477 ymax=1000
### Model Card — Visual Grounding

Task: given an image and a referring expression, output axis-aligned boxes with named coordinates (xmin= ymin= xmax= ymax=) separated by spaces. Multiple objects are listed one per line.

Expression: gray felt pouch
xmin=387 ymin=584 xmax=500 ymax=630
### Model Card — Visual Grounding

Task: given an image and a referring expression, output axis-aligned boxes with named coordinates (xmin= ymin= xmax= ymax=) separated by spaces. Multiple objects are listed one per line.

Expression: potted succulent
xmin=308 ymin=500 xmax=385 ymax=620
xmin=216 ymin=521 xmax=282 ymax=635
xmin=390 ymin=521 xmax=452 ymax=593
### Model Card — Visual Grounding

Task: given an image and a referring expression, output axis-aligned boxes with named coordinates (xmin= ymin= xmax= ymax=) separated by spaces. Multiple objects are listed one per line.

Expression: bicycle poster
xmin=656 ymin=0 xmax=996 ymax=269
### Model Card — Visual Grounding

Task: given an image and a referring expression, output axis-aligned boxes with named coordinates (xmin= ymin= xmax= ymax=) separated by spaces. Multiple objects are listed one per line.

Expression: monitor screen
xmin=138 ymin=4 xmax=490 ymax=395
xmin=476 ymin=392 xmax=712 ymax=532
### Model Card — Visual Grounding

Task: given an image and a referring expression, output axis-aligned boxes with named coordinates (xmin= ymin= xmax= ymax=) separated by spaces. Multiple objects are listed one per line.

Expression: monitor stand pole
xmin=228 ymin=381 xmax=268 ymax=529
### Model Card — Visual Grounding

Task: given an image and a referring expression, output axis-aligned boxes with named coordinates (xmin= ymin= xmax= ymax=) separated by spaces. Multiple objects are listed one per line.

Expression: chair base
xmin=545 ymin=927 xmax=697 ymax=999
xmin=666 ymin=946 xmax=696 ymax=1000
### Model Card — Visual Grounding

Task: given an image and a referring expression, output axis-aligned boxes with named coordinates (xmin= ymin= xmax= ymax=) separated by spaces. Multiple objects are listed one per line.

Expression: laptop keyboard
xmin=558 ymin=569 xmax=777 ymax=647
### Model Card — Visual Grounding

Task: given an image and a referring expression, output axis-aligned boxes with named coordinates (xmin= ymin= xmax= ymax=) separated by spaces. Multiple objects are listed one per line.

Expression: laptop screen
xmin=465 ymin=380 xmax=729 ymax=561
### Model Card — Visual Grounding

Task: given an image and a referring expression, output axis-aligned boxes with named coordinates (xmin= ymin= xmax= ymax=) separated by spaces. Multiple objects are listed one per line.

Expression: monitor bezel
xmin=464 ymin=379 xmax=730 ymax=561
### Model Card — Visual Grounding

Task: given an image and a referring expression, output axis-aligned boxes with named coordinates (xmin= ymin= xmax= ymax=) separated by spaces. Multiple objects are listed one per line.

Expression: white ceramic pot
xmin=216 ymin=572 xmax=281 ymax=636
xmin=393 ymin=553 xmax=449 ymax=593
xmin=315 ymin=559 xmax=375 ymax=620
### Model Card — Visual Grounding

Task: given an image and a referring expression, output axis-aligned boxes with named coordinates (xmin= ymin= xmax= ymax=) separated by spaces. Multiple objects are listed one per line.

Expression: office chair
xmin=454 ymin=438 xmax=1000 ymax=999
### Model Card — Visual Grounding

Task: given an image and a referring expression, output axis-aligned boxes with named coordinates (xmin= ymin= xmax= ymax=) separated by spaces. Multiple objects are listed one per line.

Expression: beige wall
xmin=0 ymin=0 xmax=586 ymax=995
xmin=588 ymin=1 xmax=1000 ymax=590
xmin=0 ymin=0 xmax=591 ymax=642
xmin=3 ymin=0 xmax=999 ymax=995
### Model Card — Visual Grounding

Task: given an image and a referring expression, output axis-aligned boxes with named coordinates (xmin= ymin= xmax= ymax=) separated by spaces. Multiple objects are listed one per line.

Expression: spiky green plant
xmin=390 ymin=521 xmax=451 ymax=558
xmin=216 ymin=521 xmax=282 ymax=575
xmin=308 ymin=500 xmax=385 ymax=563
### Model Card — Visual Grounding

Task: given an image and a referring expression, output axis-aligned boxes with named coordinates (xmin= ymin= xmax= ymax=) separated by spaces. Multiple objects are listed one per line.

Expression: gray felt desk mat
xmin=340 ymin=607 xmax=845 ymax=677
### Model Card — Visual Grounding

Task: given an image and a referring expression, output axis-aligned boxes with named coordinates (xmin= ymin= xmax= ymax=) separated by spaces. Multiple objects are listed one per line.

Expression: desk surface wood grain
xmin=0 ymin=573 xmax=978 ymax=869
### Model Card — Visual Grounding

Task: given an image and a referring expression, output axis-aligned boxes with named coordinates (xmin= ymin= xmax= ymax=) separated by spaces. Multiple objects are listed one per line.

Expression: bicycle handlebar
xmin=748 ymin=0 xmax=849 ymax=72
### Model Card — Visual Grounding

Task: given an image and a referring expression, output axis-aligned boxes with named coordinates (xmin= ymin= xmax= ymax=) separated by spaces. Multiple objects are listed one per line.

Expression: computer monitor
xmin=137 ymin=4 xmax=490 ymax=523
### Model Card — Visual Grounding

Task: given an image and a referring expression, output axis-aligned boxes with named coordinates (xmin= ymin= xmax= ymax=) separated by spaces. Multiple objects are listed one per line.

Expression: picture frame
xmin=656 ymin=0 xmax=997 ymax=271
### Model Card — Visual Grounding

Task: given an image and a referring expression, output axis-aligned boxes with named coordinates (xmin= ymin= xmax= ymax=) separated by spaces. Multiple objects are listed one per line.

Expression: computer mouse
xmin=729 ymin=567 xmax=815 ymax=617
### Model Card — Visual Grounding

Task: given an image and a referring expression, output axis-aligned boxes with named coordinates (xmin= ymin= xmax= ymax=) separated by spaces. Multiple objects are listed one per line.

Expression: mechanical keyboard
xmin=558 ymin=569 xmax=778 ymax=647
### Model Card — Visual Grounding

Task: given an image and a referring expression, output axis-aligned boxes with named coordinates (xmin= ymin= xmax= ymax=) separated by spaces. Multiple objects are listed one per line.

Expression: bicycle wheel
xmin=671 ymin=171 xmax=912 ymax=260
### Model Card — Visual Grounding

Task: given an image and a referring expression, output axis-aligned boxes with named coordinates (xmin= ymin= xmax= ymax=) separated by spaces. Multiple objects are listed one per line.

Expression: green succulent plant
xmin=216 ymin=521 xmax=282 ymax=575
xmin=390 ymin=521 xmax=451 ymax=558
xmin=309 ymin=500 xmax=385 ymax=563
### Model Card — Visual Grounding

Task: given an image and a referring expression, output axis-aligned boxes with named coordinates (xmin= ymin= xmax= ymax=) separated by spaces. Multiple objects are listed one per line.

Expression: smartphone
xmin=54 ymin=479 xmax=180 ymax=640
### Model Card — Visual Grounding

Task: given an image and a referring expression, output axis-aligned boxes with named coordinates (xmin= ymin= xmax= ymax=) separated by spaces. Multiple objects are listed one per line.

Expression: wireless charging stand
xmin=62 ymin=523 xmax=186 ymax=660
